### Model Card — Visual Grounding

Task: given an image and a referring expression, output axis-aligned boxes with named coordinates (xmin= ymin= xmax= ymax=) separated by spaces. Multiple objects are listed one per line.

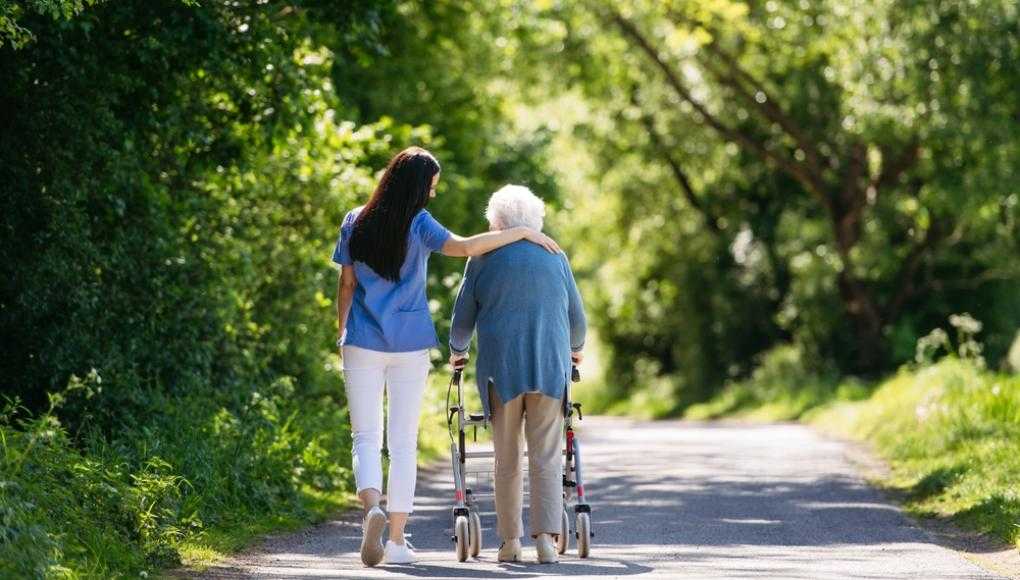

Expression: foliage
xmin=1 ymin=0 xmax=392 ymax=417
xmin=1 ymin=0 xmax=1018 ymax=572
xmin=687 ymin=313 xmax=1003 ymax=421
xmin=0 ymin=0 xmax=107 ymax=48
xmin=0 ymin=0 xmax=560 ymax=576
xmin=329 ymin=0 xmax=565 ymax=340
xmin=683 ymin=343 xmax=869 ymax=421
xmin=496 ymin=0 xmax=1020 ymax=408
xmin=0 ymin=0 xmax=563 ymax=575
xmin=0 ymin=374 xmax=354 ymax=577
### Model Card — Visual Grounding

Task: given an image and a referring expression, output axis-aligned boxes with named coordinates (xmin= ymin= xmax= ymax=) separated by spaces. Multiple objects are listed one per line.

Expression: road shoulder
xmin=835 ymin=430 xmax=1020 ymax=580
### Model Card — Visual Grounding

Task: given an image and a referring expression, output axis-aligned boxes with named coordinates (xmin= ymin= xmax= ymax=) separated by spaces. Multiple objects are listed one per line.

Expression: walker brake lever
xmin=572 ymin=402 xmax=583 ymax=420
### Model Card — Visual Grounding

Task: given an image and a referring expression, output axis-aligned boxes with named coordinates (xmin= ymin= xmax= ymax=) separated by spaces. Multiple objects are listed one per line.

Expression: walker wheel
xmin=576 ymin=512 xmax=591 ymax=558
xmin=454 ymin=516 xmax=469 ymax=562
xmin=557 ymin=509 xmax=569 ymax=554
xmin=468 ymin=510 xmax=482 ymax=557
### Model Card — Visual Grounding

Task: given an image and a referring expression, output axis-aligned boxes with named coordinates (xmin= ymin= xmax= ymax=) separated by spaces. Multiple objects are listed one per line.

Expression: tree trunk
xmin=836 ymin=271 xmax=886 ymax=372
xmin=829 ymin=175 xmax=887 ymax=372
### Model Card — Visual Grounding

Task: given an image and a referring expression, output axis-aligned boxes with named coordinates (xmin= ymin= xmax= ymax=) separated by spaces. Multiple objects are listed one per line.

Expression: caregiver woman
xmin=332 ymin=146 xmax=559 ymax=567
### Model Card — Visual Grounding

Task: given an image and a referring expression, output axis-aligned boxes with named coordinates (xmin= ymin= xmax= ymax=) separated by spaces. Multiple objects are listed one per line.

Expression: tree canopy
xmin=488 ymin=0 xmax=1019 ymax=406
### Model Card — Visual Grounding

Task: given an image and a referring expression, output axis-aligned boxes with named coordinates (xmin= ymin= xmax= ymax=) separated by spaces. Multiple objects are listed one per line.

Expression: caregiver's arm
xmin=441 ymin=226 xmax=560 ymax=257
xmin=336 ymin=265 xmax=356 ymax=341
xmin=448 ymin=259 xmax=480 ymax=364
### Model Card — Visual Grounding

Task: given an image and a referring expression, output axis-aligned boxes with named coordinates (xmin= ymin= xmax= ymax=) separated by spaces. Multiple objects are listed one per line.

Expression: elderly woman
xmin=448 ymin=184 xmax=586 ymax=564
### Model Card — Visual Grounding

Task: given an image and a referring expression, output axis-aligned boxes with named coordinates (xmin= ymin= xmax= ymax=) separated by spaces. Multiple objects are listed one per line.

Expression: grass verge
xmin=175 ymin=487 xmax=358 ymax=571
xmin=0 ymin=376 xmax=357 ymax=579
xmin=0 ymin=368 xmax=469 ymax=579
xmin=171 ymin=368 xmax=468 ymax=573
xmin=806 ymin=359 xmax=1020 ymax=549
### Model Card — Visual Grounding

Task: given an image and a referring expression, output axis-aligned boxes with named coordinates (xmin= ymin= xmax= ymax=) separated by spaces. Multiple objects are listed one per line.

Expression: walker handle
xmin=571 ymin=366 xmax=581 ymax=383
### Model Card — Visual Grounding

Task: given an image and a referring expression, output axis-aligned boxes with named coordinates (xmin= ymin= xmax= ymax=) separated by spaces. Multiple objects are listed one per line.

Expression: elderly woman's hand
xmin=571 ymin=351 xmax=583 ymax=365
xmin=449 ymin=353 xmax=469 ymax=369
xmin=518 ymin=227 xmax=561 ymax=254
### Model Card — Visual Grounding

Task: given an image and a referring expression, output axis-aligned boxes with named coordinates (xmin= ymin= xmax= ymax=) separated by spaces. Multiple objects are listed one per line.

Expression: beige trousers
xmin=489 ymin=384 xmax=564 ymax=540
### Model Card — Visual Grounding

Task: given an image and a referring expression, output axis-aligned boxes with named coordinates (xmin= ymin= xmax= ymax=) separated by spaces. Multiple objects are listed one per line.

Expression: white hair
xmin=485 ymin=184 xmax=545 ymax=231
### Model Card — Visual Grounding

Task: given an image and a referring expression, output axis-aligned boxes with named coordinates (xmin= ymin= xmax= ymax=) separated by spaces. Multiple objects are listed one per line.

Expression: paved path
xmin=201 ymin=417 xmax=1009 ymax=579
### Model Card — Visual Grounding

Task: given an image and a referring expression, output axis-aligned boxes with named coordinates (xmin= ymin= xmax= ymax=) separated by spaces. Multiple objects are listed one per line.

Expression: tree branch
xmin=607 ymin=8 xmax=832 ymax=212
xmin=663 ymin=8 xmax=834 ymax=177
xmin=885 ymin=217 xmax=945 ymax=321
xmin=630 ymin=90 xmax=723 ymax=234
xmin=872 ymin=139 xmax=921 ymax=191
xmin=693 ymin=40 xmax=833 ymax=183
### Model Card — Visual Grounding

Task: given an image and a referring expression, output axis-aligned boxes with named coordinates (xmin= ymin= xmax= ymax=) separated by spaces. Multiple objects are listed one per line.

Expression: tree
xmin=599 ymin=0 xmax=1019 ymax=371
xmin=505 ymin=0 xmax=1019 ymax=388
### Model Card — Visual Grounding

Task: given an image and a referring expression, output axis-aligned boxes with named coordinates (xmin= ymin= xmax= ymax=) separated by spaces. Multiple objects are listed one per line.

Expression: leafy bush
xmin=685 ymin=343 xmax=869 ymax=421
xmin=0 ymin=4 xmax=423 ymax=576
xmin=0 ymin=376 xmax=354 ymax=577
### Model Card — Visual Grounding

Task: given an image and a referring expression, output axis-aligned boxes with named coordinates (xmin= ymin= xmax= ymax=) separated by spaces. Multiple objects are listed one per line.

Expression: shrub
xmin=684 ymin=343 xmax=860 ymax=421
xmin=1 ymin=376 xmax=354 ymax=577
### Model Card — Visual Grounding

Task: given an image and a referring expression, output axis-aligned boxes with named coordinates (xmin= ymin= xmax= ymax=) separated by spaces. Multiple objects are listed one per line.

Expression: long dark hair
xmin=349 ymin=146 xmax=441 ymax=282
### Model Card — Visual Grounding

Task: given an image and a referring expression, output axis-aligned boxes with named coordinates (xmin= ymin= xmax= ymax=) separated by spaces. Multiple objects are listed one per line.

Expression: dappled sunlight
xmin=201 ymin=418 xmax=1001 ymax=578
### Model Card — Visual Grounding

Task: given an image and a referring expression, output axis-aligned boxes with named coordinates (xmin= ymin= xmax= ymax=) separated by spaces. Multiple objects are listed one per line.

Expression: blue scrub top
xmin=332 ymin=206 xmax=451 ymax=352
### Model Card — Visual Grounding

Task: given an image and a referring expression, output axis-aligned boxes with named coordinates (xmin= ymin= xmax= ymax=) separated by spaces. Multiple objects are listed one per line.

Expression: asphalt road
xmin=200 ymin=417 xmax=1010 ymax=579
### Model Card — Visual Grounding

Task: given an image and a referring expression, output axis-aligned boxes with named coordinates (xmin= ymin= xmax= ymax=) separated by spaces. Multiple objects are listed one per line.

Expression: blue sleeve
xmin=331 ymin=211 xmax=355 ymax=267
xmin=417 ymin=210 xmax=452 ymax=253
xmin=449 ymin=258 xmax=480 ymax=354
xmin=561 ymin=254 xmax=587 ymax=352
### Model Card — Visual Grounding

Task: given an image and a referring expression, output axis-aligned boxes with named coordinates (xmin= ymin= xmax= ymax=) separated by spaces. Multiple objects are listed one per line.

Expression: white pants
xmin=342 ymin=345 xmax=431 ymax=513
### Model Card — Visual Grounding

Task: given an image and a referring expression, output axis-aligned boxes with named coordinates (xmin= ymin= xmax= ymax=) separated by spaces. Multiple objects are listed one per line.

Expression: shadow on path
xmin=194 ymin=418 xmax=1002 ymax=579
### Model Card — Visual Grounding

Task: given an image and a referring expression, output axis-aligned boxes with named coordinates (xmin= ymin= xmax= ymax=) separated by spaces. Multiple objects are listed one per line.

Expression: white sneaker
xmin=360 ymin=506 xmax=386 ymax=567
xmin=384 ymin=539 xmax=417 ymax=564
xmin=535 ymin=533 xmax=558 ymax=564
xmin=498 ymin=538 xmax=522 ymax=562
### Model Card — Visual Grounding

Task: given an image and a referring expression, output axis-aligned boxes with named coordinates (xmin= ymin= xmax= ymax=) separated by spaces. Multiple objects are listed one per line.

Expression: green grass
xmin=0 ymin=365 xmax=474 ymax=579
xmin=176 ymin=486 xmax=357 ymax=570
xmin=573 ymin=341 xmax=677 ymax=419
xmin=685 ymin=354 xmax=1020 ymax=549
xmin=181 ymin=371 xmax=461 ymax=569
xmin=172 ymin=371 xmax=464 ymax=572
xmin=575 ymin=373 xmax=677 ymax=419
xmin=807 ymin=360 xmax=1020 ymax=548
xmin=0 ymin=376 xmax=358 ymax=579
xmin=684 ymin=376 xmax=872 ymax=422
xmin=684 ymin=344 xmax=872 ymax=421
xmin=178 ymin=369 xmax=464 ymax=571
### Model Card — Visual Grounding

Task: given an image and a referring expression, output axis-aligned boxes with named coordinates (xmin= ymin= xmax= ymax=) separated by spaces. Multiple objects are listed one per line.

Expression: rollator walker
xmin=446 ymin=363 xmax=592 ymax=561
